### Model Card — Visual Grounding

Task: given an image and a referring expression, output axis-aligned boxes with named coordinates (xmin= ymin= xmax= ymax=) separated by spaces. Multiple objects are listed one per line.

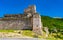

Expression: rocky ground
xmin=0 ymin=30 xmax=62 ymax=40
xmin=0 ymin=32 xmax=31 ymax=38
xmin=0 ymin=31 xmax=32 ymax=38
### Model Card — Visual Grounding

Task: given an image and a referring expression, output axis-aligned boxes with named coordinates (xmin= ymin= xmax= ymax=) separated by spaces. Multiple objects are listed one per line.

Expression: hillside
xmin=41 ymin=16 xmax=63 ymax=31
xmin=41 ymin=16 xmax=63 ymax=39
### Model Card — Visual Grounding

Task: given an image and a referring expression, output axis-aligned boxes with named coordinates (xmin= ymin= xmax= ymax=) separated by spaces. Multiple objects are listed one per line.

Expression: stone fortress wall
xmin=0 ymin=5 xmax=42 ymax=31
xmin=0 ymin=20 xmax=32 ymax=30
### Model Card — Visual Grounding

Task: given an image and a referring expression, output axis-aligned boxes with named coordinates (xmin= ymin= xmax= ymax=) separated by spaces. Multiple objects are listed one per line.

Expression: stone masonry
xmin=0 ymin=5 xmax=43 ymax=34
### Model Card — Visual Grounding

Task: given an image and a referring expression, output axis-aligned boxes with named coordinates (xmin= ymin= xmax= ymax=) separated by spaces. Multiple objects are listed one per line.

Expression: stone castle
xmin=0 ymin=5 xmax=43 ymax=33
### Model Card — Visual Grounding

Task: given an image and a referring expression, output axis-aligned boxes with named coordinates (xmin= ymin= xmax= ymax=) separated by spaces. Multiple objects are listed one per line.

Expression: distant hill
xmin=41 ymin=15 xmax=63 ymax=32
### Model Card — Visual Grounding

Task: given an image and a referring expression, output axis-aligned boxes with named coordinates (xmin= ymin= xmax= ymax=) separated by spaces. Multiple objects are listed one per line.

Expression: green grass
xmin=22 ymin=30 xmax=34 ymax=37
xmin=0 ymin=30 xmax=14 ymax=32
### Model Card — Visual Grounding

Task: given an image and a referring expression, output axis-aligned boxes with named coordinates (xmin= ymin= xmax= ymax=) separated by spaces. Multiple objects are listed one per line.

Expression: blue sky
xmin=0 ymin=0 xmax=63 ymax=18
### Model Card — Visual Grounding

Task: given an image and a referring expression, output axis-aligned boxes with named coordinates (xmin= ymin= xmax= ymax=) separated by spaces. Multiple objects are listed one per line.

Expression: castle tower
xmin=27 ymin=5 xmax=43 ymax=35
xmin=24 ymin=5 xmax=43 ymax=35
xmin=32 ymin=14 xmax=43 ymax=35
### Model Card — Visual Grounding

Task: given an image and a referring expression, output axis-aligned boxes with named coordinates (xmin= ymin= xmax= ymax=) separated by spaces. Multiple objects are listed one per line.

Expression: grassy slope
xmin=41 ymin=16 xmax=63 ymax=31
xmin=41 ymin=16 xmax=63 ymax=39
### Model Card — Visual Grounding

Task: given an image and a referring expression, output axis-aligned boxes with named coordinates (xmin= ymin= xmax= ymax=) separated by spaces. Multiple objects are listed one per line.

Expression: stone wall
xmin=0 ymin=5 xmax=43 ymax=31
xmin=33 ymin=14 xmax=43 ymax=35
xmin=0 ymin=20 xmax=32 ymax=30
